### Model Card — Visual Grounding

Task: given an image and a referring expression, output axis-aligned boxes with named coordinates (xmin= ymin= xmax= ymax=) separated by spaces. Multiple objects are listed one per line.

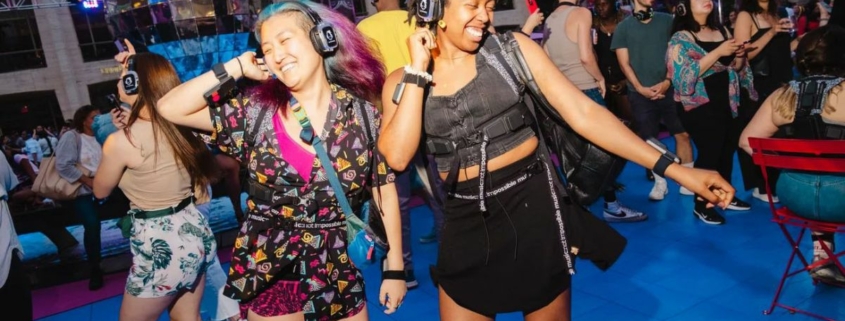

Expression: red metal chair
xmin=749 ymin=138 xmax=845 ymax=320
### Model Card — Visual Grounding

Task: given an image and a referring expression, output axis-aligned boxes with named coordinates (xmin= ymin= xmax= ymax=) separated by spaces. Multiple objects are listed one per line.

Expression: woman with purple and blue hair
xmin=157 ymin=1 xmax=407 ymax=320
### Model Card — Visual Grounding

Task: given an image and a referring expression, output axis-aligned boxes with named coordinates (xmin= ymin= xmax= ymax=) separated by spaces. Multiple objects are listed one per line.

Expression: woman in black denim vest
xmin=378 ymin=0 xmax=737 ymax=319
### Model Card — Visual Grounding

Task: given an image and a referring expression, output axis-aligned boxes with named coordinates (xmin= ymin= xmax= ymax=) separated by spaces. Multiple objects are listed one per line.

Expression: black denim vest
xmin=424 ymin=36 xmax=534 ymax=173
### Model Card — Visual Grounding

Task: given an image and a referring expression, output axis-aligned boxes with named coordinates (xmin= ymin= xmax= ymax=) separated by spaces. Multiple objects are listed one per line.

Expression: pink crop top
xmin=273 ymin=113 xmax=315 ymax=183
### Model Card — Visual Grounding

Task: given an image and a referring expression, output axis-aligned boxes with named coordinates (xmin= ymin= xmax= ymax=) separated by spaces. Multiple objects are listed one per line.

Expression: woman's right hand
xmin=715 ymin=39 xmax=741 ymax=57
xmin=669 ymin=166 xmax=735 ymax=209
xmin=236 ymin=52 xmax=270 ymax=81
xmin=768 ymin=18 xmax=791 ymax=34
xmin=111 ymin=107 xmax=129 ymax=130
xmin=408 ymin=27 xmax=436 ymax=71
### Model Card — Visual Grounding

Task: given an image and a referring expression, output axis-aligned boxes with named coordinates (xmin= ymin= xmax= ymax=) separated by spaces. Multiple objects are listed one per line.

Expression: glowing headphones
xmin=415 ymin=0 xmax=443 ymax=24
xmin=285 ymin=1 xmax=338 ymax=55
xmin=634 ymin=7 xmax=654 ymax=21
xmin=122 ymin=55 xmax=139 ymax=95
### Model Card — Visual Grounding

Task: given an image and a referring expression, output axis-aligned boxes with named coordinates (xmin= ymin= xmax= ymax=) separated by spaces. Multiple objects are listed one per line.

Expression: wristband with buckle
xmin=382 ymin=270 xmax=406 ymax=280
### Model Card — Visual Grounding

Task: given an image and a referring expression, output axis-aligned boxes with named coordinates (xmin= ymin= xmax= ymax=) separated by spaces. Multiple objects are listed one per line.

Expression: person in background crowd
xmin=55 ymin=105 xmax=104 ymax=290
xmin=726 ymin=9 xmax=739 ymax=34
xmin=734 ymin=0 xmax=796 ymax=203
xmin=23 ymin=131 xmax=43 ymax=165
xmin=595 ymin=0 xmax=634 ymax=121
xmin=668 ymin=0 xmax=756 ymax=224
xmin=0 ymin=155 xmax=31 ymax=321
xmin=35 ymin=126 xmax=59 ymax=158
xmin=740 ymin=24 xmax=845 ymax=286
xmin=612 ymin=0 xmax=695 ymax=201
xmin=524 ymin=0 xmax=648 ymax=222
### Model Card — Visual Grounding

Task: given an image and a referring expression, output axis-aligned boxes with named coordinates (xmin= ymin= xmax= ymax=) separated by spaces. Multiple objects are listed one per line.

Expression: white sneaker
xmin=679 ymin=186 xmax=694 ymax=196
xmin=752 ymin=188 xmax=779 ymax=203
xmin=649 ymin=179 xmax=668 ymax=201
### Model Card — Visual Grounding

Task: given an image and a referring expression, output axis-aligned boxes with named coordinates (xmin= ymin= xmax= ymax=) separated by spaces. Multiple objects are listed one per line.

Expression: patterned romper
xmin=209 ymin=85 xmax=395 ymax=320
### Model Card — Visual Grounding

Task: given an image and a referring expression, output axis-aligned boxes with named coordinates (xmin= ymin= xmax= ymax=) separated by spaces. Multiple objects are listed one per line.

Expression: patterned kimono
xmin=209 ymin=84 xmax=395 ymax=320
xmin=667 ymin=31 xmax=758 ymax=115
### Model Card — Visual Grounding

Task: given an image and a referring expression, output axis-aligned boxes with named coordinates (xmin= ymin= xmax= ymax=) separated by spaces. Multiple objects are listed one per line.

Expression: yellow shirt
xmin=357 ymin=11 xmax=416 ymax=75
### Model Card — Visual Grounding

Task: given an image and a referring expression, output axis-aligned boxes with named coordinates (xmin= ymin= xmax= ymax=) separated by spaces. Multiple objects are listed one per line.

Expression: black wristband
xmin=382 ymin=270 xmax=406 ymax=280
xmin=652 ymin=156 xmax=674 ymax=178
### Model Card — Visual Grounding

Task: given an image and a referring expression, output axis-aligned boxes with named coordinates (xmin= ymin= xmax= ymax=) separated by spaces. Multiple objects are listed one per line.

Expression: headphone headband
xmin=126 ymin=55 xmax=135 ymax=72
xmin=282 ymin=1 xmax=338 ymax=55
xmin=284 ymin=1 xmax=322 ymax=27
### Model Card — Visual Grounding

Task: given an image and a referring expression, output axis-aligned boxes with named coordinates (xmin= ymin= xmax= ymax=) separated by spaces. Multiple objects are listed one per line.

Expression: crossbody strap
xmin=290 ymin=98 xmax=357 ymax=218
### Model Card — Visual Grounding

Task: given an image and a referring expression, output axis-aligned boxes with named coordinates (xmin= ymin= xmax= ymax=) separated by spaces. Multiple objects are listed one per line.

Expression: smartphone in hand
xmin=114 ymin=38 xmax=126 ymax=52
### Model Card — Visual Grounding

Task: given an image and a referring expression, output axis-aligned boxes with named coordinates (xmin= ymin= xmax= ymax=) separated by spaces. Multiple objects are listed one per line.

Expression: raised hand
xmin=237 ymin=51 xmax=271 ymax=81
xmin=408 ymin=27 xmax=437 ymax=71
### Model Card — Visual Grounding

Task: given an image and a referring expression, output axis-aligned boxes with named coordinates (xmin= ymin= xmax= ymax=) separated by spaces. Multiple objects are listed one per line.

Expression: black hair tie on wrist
xmin=382 ymin=270 xmax=406 ymax=280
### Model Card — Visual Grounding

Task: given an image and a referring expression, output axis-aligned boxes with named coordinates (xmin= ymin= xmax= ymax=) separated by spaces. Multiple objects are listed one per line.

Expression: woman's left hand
xmin=670 ymin=166 xmax=735 ymax=209
xmin=113 ymin=39 xmax=137 ymax=65
xmin=379 ymin=278 xmax=407 ymax=315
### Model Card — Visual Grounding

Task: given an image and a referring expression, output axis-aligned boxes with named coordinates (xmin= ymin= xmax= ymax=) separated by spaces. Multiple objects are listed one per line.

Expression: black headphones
xmin=285 ymin=1 xmax=338 ymax=55
xmin=415 ymin=0 xmax=443 ymax=24
xmin=634 ymin=7 xmax=654 ymax=21
xmin=122 ymin=55 xmax=139 ymax=95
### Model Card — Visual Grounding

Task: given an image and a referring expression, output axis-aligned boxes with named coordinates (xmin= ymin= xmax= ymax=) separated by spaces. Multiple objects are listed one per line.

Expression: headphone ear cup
xmin=122 ymin=71 xmax=139 ymax=95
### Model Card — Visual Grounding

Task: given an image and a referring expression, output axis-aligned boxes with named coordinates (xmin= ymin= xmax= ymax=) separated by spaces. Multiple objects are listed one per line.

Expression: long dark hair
xmin=72 ymin=105 xmax=99 ymax=133
xmin=738 ymin=0 xmax=778 ymax=19
xmin=122 ymin=53 xmax=218 ymax=197
xmin=672 ymin=0 xmax=723 ymax=33
xmin=794 ymin=25 xmax=845 ymax=77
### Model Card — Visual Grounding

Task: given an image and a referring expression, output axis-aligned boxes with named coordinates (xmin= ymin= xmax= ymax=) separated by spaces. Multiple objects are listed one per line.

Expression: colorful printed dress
xmin=208 ymin=84 xmax=395 ymax=320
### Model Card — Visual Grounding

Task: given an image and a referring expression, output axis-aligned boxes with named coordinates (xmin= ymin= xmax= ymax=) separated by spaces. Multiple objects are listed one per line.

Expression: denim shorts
xmin=776 ymin=171 xmax=845 ymax=223
xmin=582 ymin=88 xmax=606 ymax=107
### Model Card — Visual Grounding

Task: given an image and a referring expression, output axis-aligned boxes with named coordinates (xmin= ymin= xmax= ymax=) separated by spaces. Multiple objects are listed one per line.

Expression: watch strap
xmin=212 ymin=63 xmax=228 ymax=80
xmin=401 ymin=72 xmax=427 ymax=88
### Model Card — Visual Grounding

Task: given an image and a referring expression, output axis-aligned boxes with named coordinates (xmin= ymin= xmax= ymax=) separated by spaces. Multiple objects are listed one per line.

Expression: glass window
xmin=0 ymin=10 xmax=47 ymax=73
xmin=70 ymin=5 xmax=120 ymax=62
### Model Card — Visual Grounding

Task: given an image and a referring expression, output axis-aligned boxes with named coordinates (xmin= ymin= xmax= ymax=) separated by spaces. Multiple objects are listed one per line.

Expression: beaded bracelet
xmin=404 ymin=65 xmax=433 ymax=83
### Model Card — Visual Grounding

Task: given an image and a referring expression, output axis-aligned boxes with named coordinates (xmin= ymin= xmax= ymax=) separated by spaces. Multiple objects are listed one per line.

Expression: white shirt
xmin=0 ymin=155 xmax=22 ymax=288
xmin=38 ymin=136 xmax=59 ymax=157
xmin=24 ymin=137 xmax=42 ymax=163
xmin=78 ymin=134 xmax=102 ymax=175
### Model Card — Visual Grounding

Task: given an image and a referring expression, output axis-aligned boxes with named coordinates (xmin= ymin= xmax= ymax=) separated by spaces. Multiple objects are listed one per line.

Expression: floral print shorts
xmin=126 ymin=203 xmax=217 ymax=298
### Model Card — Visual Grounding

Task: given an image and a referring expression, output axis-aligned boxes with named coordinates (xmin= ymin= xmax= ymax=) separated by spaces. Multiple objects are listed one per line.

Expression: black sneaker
xmin=726 ymin=198 xmax=751 ymax=211
xmin=694 ymin=208 xmax=726 ymax=225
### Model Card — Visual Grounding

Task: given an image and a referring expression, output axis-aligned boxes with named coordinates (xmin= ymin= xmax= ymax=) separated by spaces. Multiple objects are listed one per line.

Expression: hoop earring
xmin=438 ymin=20 xmax=446 ymax=29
